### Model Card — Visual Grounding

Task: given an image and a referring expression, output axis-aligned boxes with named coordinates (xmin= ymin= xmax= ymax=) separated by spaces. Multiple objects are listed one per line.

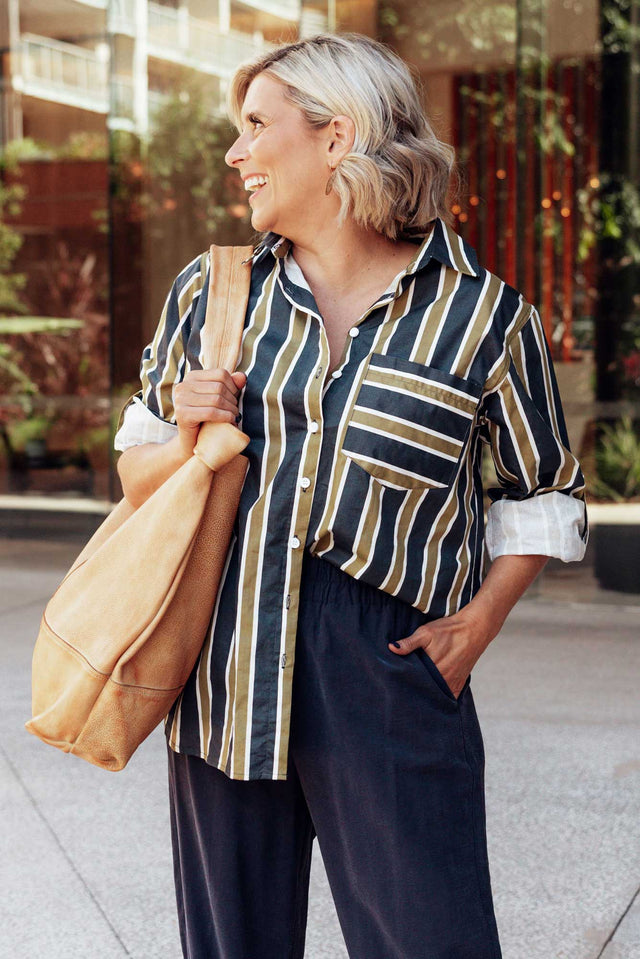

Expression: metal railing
xmin=20 ymin=34 xmax=109 ymax=113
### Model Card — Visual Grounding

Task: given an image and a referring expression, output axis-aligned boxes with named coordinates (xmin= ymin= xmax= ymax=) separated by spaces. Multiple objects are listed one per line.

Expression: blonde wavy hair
xmin=227 ymin=34 xmax=455 ymax=241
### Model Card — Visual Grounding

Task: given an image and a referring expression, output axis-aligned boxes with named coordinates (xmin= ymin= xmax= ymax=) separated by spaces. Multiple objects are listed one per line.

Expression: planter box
xmin=590 ymin=503 xmax=640 ymax=594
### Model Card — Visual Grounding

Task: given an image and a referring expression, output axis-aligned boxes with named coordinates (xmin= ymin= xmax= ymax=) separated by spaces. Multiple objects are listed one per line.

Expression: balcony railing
xmin=108 ymin=0 xmax=137 ymax=37
xmin=234 ymin=0 xmax=300 ymax=21
xmin=20 ymin=34 xmax=108 ymax=113
xmin=147 ymin=3 xmax=272 ymax=76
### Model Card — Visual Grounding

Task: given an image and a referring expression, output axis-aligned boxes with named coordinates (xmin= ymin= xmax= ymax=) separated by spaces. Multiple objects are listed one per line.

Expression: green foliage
xmin=0 ymin=317 xmax=83 ymax=334
xmin=0 ymin=148 xmax=27 ymax=317
xmin=380 ymin=0 xmax=515 ymax=55
xmin=593 ymin=417 xmax=640 ymax=501
xmin=602 ymin=0 xmax=640 ymax=54
xmin=110 ymin=71 xmax=250 ymax=251
xmin=577 ymin=174 xmax=640 ymax=265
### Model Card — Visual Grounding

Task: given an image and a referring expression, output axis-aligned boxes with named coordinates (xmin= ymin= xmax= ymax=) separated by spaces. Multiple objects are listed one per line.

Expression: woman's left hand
xmin=388 ymin=554 xmax=550 ymax=698
xmin=388 ymin=606 xmax=491 ymax=699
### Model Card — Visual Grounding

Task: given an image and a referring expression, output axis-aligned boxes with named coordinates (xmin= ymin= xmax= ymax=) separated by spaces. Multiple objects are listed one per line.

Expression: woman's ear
xmin=326 ymin=115 xmax=356 ymax=164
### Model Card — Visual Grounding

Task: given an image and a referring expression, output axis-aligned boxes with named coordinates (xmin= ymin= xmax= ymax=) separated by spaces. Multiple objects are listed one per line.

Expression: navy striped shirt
xmin=115 ymin=218 xmax=587 ymax=780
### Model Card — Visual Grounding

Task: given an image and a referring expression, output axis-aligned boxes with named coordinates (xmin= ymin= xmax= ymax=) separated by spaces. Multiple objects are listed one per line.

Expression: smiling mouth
xmin=248 ymin=183 xmax=267 ymax=202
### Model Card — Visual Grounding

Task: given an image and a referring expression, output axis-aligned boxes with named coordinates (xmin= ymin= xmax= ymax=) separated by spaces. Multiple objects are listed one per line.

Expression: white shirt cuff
xmin=113 ymin=396 xmax=178 ymax=451
xmin=485 ymin=491 xmax=588 ymax=563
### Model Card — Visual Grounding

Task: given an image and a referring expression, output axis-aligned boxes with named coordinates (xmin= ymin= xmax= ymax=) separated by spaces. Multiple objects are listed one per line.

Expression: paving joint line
xmin=0 ymin=743 xmax=132 ymax=957
xmin=0 ymin=596 xmax=51 ymax=619
xmin=595 ymin=882 xmax=640 ymax=958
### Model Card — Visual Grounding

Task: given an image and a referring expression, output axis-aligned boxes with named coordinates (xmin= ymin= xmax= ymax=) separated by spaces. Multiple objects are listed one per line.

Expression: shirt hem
xmin=165 ymin=735 xmax=290 ymax=782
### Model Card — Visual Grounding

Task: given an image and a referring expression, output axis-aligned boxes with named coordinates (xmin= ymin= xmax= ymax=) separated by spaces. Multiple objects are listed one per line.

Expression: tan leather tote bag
xmin=25 ymin=245 xmax=253 ymax=770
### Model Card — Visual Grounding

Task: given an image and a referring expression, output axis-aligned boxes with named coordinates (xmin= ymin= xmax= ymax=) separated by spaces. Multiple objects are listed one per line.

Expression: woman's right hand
xmin=174 ymin=368 xmax=247 ymax=459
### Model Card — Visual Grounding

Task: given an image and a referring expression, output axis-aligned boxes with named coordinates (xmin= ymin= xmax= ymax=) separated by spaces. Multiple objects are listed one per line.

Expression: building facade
xmin=0 ymin=0 xmax=639 ymax=516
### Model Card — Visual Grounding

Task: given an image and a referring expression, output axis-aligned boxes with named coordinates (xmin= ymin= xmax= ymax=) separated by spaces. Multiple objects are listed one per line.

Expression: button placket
xmin=273 ymin=332 xmax=327 ymax=772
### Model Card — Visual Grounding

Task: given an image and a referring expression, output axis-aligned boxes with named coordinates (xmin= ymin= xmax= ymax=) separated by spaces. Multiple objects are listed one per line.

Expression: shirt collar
xmin=244 ymin=218 xmax=479 ymax=278
xmin=406 ymin=218 xmax=479 ymax=278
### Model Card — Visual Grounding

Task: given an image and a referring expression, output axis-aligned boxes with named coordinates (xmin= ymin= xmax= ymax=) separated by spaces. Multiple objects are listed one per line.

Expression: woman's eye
xmin=248 ymin=115 xmax=263 ymax=130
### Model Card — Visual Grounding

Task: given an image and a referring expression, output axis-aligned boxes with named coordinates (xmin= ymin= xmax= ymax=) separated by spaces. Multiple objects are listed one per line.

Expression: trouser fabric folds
xmin=167 ymin=550 xmax=502 ymax=959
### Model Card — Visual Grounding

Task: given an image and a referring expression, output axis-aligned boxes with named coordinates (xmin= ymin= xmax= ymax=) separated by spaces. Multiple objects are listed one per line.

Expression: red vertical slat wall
xmin=505 ymin=69 xmax=517 ymax=288
xmin=485 ymin=72 xmax=497 ymax=276
xmin=561 ymin=64 xmax=575 ymax=361
xmin=540 ymin=62 xmax=555 ymax=344
xmin=466 ymin=74 xmax=480 ymax=248
xmin=451 ymin=58 xmax=597 ymax=361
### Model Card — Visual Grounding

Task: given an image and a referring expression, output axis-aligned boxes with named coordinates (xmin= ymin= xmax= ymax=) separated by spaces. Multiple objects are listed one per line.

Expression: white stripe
xmin=379 ymin=489 xmax=415 ymax=592
xmin=272 ymin=320 xmax=319 ymax=777
xmin=482 ymin=295 xmax=529 ymax=390
xmin=455 ymin=232 xmax=476 ymax=276
xmin=352 ymin=405 xmax=465 ymax=449
xmin=352 ymin=486 xmax=387 ymax=580
xmin=450 ymin=271 xmax=500 ymax=376
xmin=199 ymin=533 xmax=236 ymax=758
xmin=369 ymin=364 xmax=480 ymax=405
xmin=410 ymin=263 xmax=447 ymax=364
xmin=348 ymin=420 xmax=459 ymax=463
xmin=314 ymin=291 xmax=423 ymax=550
xmin=345 ymin=451 xmax=449 ymax=487
xmin=337 ymin=475 xmax=375 ymax=580
xmin=363 ymin=381 xmax=476 ymax=418
xmin=241 ymin=309 xmax=312 ymax=779
xmin=499 ymin=371 xmax=539 ymax=490
xmin=424 ymin=270 xmax=464 ymax=367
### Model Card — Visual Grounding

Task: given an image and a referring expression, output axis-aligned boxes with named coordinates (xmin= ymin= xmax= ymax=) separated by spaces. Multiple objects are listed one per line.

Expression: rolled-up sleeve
xmin=480 ymin=307 xmax=588 ymax=562
xmin=114 ymin=252 xmax=206 ymax=452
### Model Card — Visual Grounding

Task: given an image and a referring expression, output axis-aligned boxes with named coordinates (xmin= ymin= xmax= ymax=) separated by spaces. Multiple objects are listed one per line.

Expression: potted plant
xmin=590 ymin=416 xmax=640 ymax=593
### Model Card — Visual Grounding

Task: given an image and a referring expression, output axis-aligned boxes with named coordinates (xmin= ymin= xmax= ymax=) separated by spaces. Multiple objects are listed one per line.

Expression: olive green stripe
xmin=451 ymin=272 xmax=504 ymax=379
xmin=444 ymin=451 xmax=476 ymax=615
xmin=234 ymin=309 xmax=314 ymax=778
xmin=350 ymin=407 xmax=464 ymax=460
xmin=411 ymin=267 xmax=462 ymax=367
xmin=314 ymin=287 xmax=414 ymax=558
xmin=380 ymin=487 xmax=428 ymax=596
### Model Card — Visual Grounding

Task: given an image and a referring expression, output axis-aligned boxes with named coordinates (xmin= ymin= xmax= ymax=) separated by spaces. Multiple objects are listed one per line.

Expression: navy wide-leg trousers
xmin=167 ymin=551 xmax=502 ymax=959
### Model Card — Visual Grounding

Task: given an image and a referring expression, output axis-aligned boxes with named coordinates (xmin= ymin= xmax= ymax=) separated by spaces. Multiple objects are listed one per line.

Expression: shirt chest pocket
xmin=340 ymin=354 xmax=483 ymax=490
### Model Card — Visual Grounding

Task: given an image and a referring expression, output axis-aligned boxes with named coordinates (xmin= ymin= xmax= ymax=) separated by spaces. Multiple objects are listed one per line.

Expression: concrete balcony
xmin=234 ymin=0 xmax=301 ymax=21
xmin=108 ymin=0 xmax=137 ymax=37
xmin=20 ymin=34 xmax=109 ymax=113
xmin=147 ymin=3 xmax=272 ymax=76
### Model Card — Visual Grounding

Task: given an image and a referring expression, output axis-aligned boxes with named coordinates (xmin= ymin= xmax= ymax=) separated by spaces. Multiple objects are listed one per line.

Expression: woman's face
xmin=225 ymin=73 xmax=333 ymax=239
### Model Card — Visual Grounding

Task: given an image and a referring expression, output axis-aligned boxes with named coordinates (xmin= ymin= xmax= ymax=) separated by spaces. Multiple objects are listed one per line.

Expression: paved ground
xmin=1 ymin=535 xmax=639 ymax=959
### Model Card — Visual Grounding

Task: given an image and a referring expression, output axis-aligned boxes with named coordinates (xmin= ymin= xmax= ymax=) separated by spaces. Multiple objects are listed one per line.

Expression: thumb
xmin=388 ymin=629 xmax=427 ymax=656
xmin=231 ymin=370 xmax=247 ymax=390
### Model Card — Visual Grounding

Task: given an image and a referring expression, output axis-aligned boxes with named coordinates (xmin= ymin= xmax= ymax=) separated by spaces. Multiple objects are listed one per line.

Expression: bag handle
xmin=192 ymin=245 xmax=253 ymax=470
xmin=201 ymin=245 xmax=253 ymax=371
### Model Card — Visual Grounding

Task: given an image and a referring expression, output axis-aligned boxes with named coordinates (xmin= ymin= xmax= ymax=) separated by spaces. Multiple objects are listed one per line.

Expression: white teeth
xmin=244 ymin=176 xmax=268 ymax=191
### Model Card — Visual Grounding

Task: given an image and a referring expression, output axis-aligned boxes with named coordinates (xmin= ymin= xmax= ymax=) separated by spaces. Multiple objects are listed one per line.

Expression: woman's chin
xmin=249 ymin=207 xmax=274 ymax=234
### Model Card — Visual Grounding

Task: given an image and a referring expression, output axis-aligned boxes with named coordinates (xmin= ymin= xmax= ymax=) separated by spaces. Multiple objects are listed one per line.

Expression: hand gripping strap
xmin=193 ymin=244 xmax=253 ymax=469
xmin=201 ymin=245 xmax=254 ymax=372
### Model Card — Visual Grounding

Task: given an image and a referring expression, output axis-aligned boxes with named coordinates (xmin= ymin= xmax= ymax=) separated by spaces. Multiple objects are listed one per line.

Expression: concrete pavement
xmin=1 ymin=535 xmax=639 ymax=959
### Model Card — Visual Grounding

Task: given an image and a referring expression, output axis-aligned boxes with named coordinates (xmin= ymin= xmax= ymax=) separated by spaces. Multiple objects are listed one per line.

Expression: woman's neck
xmin=288 ymin=220 xmax=420 ymax=301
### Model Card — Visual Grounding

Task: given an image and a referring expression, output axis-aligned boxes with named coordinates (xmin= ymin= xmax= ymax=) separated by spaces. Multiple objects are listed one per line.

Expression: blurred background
xmin=1 ymin=7 xmax=639 ymax=957
xmin=0 ymin=0 xmax=639 ymax=588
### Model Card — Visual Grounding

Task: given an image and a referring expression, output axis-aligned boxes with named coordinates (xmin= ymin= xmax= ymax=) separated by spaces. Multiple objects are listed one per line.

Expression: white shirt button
xmin=309 ymin=421 xmax=319 ymax=433
xmin=331 ymin=370 xmax=342 ymax=379
xmin=290 ymin=535 xmax=301 ymax=549
xmin=348 ymin=327 xmax=359 ymax=338
xmin=300 ymin=477 xmax=311 ymax=489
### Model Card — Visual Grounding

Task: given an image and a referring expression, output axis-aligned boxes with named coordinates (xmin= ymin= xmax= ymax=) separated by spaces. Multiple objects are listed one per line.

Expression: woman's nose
xmin=225 ymin=134 xmax=249 ymax=168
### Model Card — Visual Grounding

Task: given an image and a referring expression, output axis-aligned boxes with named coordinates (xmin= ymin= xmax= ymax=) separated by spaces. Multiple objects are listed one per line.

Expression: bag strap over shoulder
xmin=201 ymin=245 xmax=253 ymax=371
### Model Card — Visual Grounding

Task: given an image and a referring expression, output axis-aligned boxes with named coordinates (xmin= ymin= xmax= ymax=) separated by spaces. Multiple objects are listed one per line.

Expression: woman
xmin=115 ymin=34 xmax=587 ymax=959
